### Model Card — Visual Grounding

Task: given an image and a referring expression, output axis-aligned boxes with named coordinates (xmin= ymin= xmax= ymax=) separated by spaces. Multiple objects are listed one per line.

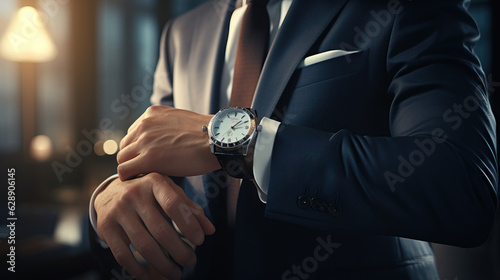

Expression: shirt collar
xmin=240 ymin=0 xmax=282 ymax=7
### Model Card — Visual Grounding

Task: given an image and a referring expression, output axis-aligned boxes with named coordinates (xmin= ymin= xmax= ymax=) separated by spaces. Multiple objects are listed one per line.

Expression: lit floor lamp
xmin=0 ymin=6 xmax=57 ymax=159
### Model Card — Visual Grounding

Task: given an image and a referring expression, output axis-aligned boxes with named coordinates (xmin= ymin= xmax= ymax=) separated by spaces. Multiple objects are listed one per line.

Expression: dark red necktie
xmin=230 ymin=0 xmax=270 ymax=107
xmin=227 ymin=0 xmax=270 ymax=225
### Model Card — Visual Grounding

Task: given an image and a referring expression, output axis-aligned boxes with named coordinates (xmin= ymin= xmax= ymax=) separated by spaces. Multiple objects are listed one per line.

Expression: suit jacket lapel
xmin=252 ymin=0 xmax=349 ymax=118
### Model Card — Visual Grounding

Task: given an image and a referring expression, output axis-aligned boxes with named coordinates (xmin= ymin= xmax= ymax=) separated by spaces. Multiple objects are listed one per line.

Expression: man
xmin=90 ymin=0 xmax=498 ymax=279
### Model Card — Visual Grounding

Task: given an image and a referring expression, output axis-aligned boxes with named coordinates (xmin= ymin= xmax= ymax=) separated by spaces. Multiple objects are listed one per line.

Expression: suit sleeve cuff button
xmin=297 ymin=195 xmax=310 ymax=209
xmin=328 ymin=204 xmax=341 ymax=217
xmin=310 ymin=197 xmax=327 ymax=212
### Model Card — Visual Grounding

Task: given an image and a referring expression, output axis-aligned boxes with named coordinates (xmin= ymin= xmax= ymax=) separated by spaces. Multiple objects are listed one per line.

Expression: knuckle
xmin=148 ymin=105 xmax=162 ymax=113
xmin=149 ymin=223 xmax=170 ymax=239
xmin=140 ymin=147 xmax=155 ymax=159
xmin=116 ymin=162 xmax=126 ymax=175
xmin=96 ymin=225 xmax=110 ymax=242
xmin=96 ymin=217 xmax=114 ymax=236
xmin=178 ymin=203 xmax=194 ymax=224
xmin=137 ymin=118 xmax=155 ymax=134
xmin=116 ymin=151 xmax=123 ymax=163
xmin=126 ymin=125 xmax=134 ymax=134
xmin=97 ymin=215 xmax=125 ymax=243
xmin=121 ymin=185 xmax=143 ymax=204
xmin=119 ymin=139 xmax=125 ymax=150
xmin=119 ymin=137 xmax=129 ymax=150
xmin=164 ymin=194 xmax=182 ymax=214
xmin=135 ymin=135 xmax=145 ymax=147
xmin=143 ymin=113 xmax=158 ymax=125
xmin=136 ymin=121 xmax=147 ymax=133
xmin=145 ymin=172 xmax=165 ymax=185
xmin=191 ymin=203 xmax=204 ymax=215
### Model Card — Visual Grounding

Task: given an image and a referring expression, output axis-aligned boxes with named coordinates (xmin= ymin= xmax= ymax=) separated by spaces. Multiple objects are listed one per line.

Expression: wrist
xmin=200 ymin=114 xmax=221 ymax=172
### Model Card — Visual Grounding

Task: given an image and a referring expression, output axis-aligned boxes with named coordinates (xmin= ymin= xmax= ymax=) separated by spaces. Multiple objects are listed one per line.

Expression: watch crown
xmin=202 ymin=125 xmax=208 ymax=133
xmin=257 ymin=125 xmax=263 ymax=132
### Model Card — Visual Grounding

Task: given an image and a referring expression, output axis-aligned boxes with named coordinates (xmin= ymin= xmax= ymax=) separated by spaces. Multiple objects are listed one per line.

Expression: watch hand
xmin=231 ymin=121 xmax=242 ymax=130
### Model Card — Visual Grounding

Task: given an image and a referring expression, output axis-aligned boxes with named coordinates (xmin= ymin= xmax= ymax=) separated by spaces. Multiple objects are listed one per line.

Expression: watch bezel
xmin=208 ymin=107 xmax=257 ymax=150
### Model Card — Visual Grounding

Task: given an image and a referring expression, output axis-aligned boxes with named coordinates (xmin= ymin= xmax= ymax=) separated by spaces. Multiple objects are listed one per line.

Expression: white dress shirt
xmin=89 ymin=0 xmax=292 ymax=237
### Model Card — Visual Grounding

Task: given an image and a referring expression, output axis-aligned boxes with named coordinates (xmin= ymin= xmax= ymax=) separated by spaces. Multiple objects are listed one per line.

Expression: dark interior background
xmin=0 ymin=0 xmax=498 ymax=279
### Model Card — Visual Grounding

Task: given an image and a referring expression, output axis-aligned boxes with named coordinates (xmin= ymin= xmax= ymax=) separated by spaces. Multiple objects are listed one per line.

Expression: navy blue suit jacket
xmin=92 ymin=0 xmax=498 ymax=279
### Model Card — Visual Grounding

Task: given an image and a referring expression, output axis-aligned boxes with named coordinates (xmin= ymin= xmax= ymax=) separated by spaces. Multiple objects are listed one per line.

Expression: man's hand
xmin=94 ymin=173 xmax=215 ymax=280
xmin=117 ymin=105 xmax=220 ymax=181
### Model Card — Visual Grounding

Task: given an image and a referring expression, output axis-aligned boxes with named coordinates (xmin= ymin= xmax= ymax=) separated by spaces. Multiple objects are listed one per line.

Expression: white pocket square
xmin=298 ymin=50 xmax=360 ymax=69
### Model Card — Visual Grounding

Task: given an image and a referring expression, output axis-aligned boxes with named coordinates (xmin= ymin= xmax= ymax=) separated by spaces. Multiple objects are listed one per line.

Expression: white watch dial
xmin=210 ymin=107 xmax=255 ymax=148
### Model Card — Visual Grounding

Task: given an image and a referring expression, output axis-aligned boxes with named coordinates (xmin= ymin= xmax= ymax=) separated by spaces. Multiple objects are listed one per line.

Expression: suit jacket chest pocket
xmin=294 ymin=50 xmax=367 ymax=88
xmin=281 ymin=50 xmax=370 ymax=132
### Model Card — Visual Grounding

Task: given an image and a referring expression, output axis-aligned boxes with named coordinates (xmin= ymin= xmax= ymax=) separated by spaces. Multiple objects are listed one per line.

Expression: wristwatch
xmin=203 ymin=107 xmax=261 ymax=179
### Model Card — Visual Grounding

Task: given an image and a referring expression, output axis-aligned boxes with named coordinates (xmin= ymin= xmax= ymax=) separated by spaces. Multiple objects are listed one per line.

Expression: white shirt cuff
xmin=88 ymin=174 xmax=119 ymax=249
xmin=253 ymin=117 xmax=281 ymax=203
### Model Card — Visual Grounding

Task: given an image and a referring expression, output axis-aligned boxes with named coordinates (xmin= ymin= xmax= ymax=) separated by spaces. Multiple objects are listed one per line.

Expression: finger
xmin=148 ymin=263 xmax=174 ymax=280
xmin=117 ymin=141 xmax=140 ymax=165
xmin=119 ymin=130 xmax=137 ymax=151
xmin=118 ymin=154 xmax=154 ymax=181
xmin=190 ymin=203 xmax=216 ymax=235
xmin=173 ymin=187 xmax=215 ymax=236
xmin=138 ymin=198 xmax=197 ymax=268
xmin=101 ymin=225 xmax=148 ymax=280
xmin=166 ymin=177 xmax=212 ymax=240
xmin=152 ymin=176 xmax=206 ymax=246
xmin=121 ymin=211 xmax=183 ymax=280
xmin=119 ymin=115 xmax=146 ymax=150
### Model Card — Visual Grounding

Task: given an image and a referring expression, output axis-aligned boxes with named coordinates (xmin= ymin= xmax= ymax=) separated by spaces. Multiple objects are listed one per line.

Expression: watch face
xmin=209 ymin=107 xmax=256 ymax=148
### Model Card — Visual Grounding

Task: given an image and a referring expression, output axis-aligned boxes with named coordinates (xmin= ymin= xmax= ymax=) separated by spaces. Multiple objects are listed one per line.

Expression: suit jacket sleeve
xmin=265 ymin=0 xmax=498 ymax=248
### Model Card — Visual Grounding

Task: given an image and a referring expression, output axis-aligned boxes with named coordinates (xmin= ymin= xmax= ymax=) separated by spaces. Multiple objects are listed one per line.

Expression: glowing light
xmin=30 ymin=135 xmax=53 ymax=161
xmin=54 ymin=209 xmax=82 ymax=246
xmin=0 ymin=6 xmax=57 ymax=62
xmin=103 ymin=139 xmax=118 ymax=155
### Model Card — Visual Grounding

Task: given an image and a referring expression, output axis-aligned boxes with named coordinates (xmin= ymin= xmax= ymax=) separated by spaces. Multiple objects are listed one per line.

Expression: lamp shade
xmin=0 ymin=6 xmax=57 ymax=62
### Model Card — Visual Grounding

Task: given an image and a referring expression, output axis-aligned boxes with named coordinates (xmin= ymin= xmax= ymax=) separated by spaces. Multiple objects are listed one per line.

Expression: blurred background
xmin=0 ymin=0 xmax=498 ymax=279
